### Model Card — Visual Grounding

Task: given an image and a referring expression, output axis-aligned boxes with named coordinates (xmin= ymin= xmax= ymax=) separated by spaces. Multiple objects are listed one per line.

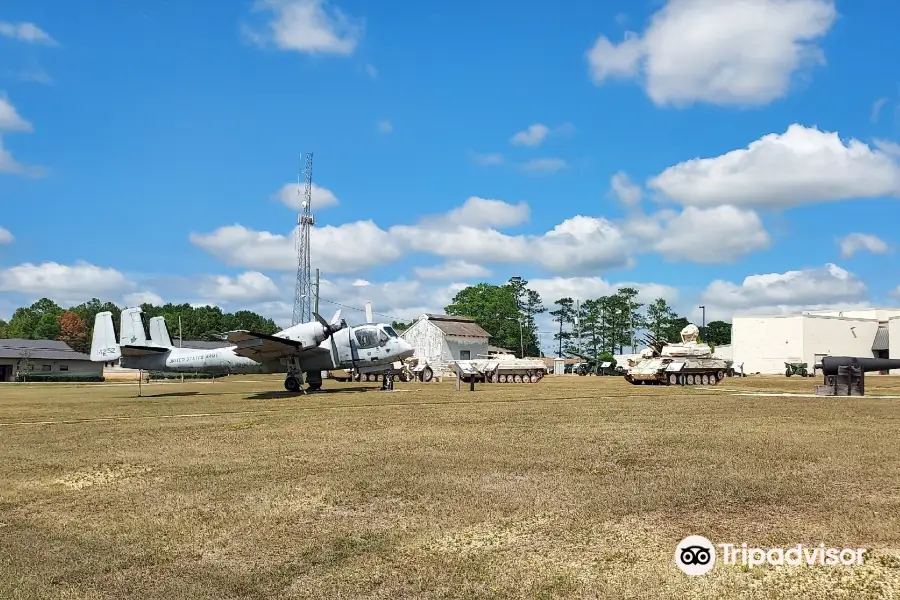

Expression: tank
xmin=625 ymin=324 xmax=731 ymax=386
xmin=454 ymin=352 xmax=548 ymax=383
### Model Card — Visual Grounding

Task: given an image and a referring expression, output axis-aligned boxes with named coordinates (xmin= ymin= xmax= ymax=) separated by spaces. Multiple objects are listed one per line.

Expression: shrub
xmin=15 ymin=375 xmax=105 ymax=383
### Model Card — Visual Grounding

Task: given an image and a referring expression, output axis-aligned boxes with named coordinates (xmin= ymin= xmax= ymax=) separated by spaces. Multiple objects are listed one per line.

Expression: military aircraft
xmin=90 ymin=305 xmax=415 ymax=392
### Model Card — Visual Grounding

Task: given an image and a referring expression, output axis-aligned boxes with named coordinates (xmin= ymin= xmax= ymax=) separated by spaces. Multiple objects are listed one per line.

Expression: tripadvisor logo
xmin=675 ymin=535 xmax=716 ymax=576
xmin=674 ymin=536 xmax=867 ymax=575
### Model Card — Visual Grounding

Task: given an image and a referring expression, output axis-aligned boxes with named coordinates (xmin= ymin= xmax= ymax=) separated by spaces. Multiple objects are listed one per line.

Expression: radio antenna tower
xmin=292 ymin=152 xmax=314 ymax=326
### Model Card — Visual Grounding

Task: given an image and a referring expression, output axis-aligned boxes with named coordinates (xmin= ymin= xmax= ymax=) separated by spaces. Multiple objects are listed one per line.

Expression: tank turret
xmin=625 ymin=323 xmax=731 ymax=386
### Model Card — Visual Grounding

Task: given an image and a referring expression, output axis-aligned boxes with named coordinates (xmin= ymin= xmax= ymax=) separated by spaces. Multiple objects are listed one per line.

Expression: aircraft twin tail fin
xmin=148 ymin=316 xmax=173 ymax=347
xmin=119 ymin=307 xmax=150 ymax=346
xmin=90 ymin=311 xmax=121 ymax=362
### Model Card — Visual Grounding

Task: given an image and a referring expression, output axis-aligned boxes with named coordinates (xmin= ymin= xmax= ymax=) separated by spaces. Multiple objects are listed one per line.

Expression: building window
xmin=459 ymin=350 xmax=471 ymax=360
xmin=41 ymin=364 xmax=51 ymax=372
xmin=59 ymin=365 xmax=69 ymax=372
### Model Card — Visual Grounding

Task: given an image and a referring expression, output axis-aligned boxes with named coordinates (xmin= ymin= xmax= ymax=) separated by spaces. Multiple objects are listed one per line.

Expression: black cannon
xmin=813 ymin=356 xmax=900 ymax=396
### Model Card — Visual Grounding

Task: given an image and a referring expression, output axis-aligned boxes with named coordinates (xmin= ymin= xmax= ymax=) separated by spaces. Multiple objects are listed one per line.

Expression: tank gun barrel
xmin=815 ymin=356 xmax=900 ymax=376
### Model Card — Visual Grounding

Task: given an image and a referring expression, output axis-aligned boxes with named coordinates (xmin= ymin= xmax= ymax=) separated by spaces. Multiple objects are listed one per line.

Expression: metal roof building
xmin=0 ymin=338 xmax=102 ymax=381
xmin=401 ymin=314 xmax=491 ymax=375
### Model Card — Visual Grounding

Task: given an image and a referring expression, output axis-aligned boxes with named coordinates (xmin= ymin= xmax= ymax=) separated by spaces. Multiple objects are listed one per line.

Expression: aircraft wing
xmin=225 ymin=330 xmax=328 ymax=363
xmin=120 ymin=345 xmax=169 ymax=357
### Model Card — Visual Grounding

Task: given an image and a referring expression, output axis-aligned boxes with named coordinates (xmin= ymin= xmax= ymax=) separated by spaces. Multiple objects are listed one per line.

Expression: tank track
xmin=461 ymin=370 xmax=545 ymax=384
xmin=626 ymin=370 xmax=727 ymax=386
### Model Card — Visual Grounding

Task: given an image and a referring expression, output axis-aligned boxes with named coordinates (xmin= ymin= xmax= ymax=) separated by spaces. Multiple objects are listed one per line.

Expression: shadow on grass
xmin=248 ymin=387 xmax=380 ymax=400
xmin=137 ymin=391 xmax=207 ymax=398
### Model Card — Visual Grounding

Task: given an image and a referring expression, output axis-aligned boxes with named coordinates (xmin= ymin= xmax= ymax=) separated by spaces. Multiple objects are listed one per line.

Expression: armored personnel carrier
xmin=454 ymin=352 xmax=548 ymax=383
xmin=625 ymin=323 xmax=730 ymax=386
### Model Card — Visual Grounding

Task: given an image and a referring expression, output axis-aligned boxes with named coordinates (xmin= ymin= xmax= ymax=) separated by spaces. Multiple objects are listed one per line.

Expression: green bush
xmin=15 ymin=375 xmax=105 ymax=383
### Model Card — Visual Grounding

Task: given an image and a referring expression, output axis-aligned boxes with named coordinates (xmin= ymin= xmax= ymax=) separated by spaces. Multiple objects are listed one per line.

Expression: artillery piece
xmin=625 ymin=323 xmax=731 ymax=386
xmin=813 ymin=356 xmax=900 ymax=396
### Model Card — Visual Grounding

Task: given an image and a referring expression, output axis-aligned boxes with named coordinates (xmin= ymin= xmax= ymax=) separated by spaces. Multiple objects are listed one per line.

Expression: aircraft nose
xmin=399 ymin=339 xmax=415 ymax=358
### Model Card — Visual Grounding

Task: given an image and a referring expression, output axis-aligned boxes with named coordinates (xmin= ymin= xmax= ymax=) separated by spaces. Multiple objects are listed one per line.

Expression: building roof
xmin=0 ymin=338 xmax=91 ymax=361
xmin=489 ymin=345 xmax=513 ymax=353
xmin=423 ymin=314 xmax=491 ymax=338
xmin=873 ymin=326 xmax=889 ymax=351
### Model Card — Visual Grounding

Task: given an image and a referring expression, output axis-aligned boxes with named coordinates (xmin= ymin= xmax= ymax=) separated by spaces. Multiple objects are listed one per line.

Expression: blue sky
xmin=1 ymin=0 xmax=899 ymax=350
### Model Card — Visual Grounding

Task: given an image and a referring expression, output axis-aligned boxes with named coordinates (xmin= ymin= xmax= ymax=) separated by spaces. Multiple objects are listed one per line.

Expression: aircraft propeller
xmin=313 ymin=309 xmax=344 ymax=340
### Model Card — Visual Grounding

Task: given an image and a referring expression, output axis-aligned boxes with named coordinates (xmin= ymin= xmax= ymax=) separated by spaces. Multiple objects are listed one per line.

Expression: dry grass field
xmin=2 ymin=374 xmax=900 ymax=599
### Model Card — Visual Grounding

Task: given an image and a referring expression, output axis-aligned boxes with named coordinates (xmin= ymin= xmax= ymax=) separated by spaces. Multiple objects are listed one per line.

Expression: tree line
xmin=0 ymin=297 xmax=279 ymax=354
xmin=393 ymin=278 xmax=732 ymax=359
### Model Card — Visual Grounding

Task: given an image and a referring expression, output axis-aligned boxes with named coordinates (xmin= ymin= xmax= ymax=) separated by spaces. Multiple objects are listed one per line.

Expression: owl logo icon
xmin=675 ymin=535 xmax=716 ymax=575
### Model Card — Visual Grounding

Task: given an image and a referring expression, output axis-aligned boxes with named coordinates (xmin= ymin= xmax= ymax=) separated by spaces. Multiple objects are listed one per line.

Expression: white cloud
xmin=645 ymin=205 xmax=771 ymax=263
xmin=191 ymin=302 xmax=219 ymax=309
xmin=253 ymin=278 xmax=468 ymax=328
xmin=123 ymin=291 xmax=164 ymax=307
xmin=365 ymin=64 xmax=377 ymax=78
xmin=352 ymin=279 xmax=369 ymax=287
xmin=511 ymin=124 xmax=550 ymax=147
xmin=875 ymin=139 xmax=900 ymax=158
xmin=242 ymin=0 xmax=361 ymax=55
xmin=0 ymin=226 xmax=12 ymax=244
xmin=0 ymin=137 xmax=43 ymax=177
xmin=609 ymin=171 xmax=642 ymax=207
xmin=0 ymin=96 xmax=32 ymax=132
xmin=439 ymin=196 xmax=530 ymax=229
xmin=648 ymin=124 xmax=900 ymax=209
xmin=197 ymin=271 xmax=281 ymax=302
xmin=274 ymin=182 xmax=340 ymax=210
xmin=0 ymin=22 xmax=57 ymax=45
xmin=189 ymin=221 xmax=403 ymax=273
xmin=521 ymin=157 xmax=568 ymax=173
xmin=528 ymin=276 xmax=679 ymax=305
xmin=700 ymin=263 xmax=867 ymax=317
xmin=414 ymin=260 xmax=492 ymax=280
xmin=394 ymin=211 xmax=634 ymax=275
xmin=838 ymin=233 xmax=888 ymax=258
xmin=586 ymin=0 xmax=837 ymax=107
xmin=0 ymin=261 xmax=134 ymax=303
xmin=0 ymin=97 xmax=44 ymax=177
xmin=872 ymin=98 xmax=888 ymax=123
xmin=473 ymin=153 xmax=504 ymax=166
xmin=377 ymin=120 xmax=392 ymax=133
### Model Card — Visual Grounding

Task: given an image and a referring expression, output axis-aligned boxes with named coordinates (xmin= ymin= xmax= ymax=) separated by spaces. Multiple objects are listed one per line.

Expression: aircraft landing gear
xmin=284 ymin=374 xmax=303 ymax=393
xmin=284 ymin=357 xmax=306 ymax=394
xmin=306 ymin=370 xmax=323 ymax=392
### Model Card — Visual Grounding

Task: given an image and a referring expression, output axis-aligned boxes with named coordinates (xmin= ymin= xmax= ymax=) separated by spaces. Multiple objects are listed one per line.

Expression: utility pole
xmin=699 ymin=305 xmax=706 ymax=340
xmin=575 ymin=299 xmax=581 ymax=356
xmin=314 ymin=268 xmax=320 ymax=315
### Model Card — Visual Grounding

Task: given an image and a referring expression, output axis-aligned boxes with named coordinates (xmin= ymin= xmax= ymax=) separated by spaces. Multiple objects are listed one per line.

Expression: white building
xmin=712 ymin=344 xmax=733 ymax=361
xmin=401 ymin=314 xmax=491 ymax=375
xmin=732 ymin=308 xmax=900 ymax=375
xmin=0 ymin=339 xmax=104 ymax=381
